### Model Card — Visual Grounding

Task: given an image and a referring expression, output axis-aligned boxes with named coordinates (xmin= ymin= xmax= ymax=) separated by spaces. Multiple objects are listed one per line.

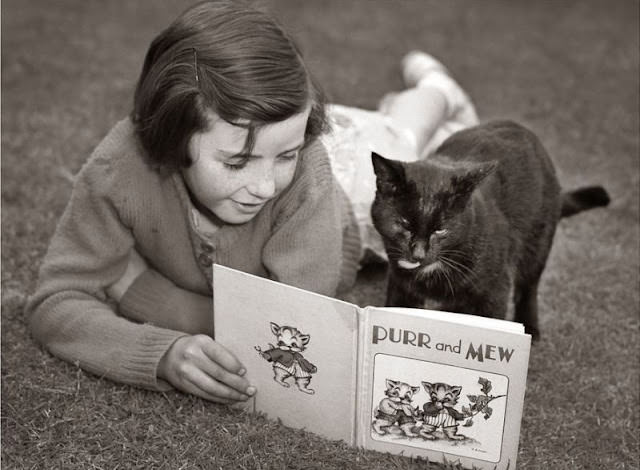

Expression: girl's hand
xmin=158 ymin=334 xmax=256 ymax=404
xmin=108 ymin=249 xmax=148 ymax=301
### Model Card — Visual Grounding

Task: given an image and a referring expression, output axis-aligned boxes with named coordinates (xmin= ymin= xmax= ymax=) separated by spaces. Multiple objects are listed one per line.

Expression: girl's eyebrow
xmin=218 ymin=141 xmax=305 ymax=159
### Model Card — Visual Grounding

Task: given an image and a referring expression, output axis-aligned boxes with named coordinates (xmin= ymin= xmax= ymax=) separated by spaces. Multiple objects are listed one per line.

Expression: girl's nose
xmin=248 ymin=165 xmax=276 ymax=199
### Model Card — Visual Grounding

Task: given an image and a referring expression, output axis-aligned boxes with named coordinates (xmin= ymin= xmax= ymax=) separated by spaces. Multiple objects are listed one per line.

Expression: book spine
xmin=354 ymin=306 xmax=368 ymax=447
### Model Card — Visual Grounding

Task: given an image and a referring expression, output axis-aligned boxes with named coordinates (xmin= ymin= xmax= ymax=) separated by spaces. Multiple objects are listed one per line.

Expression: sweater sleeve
xmin=118 ymin=268 xmax=213 ymax=337
xmin=26 ymin=155 xmax=185 ymax=391
xmin=262 ymin=139 xmax=343 ymax=296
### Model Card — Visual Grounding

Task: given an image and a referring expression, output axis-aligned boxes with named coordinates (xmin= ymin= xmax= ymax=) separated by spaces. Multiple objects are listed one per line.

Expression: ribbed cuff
xmin=120 ymin=327 xmax=187 ymax=391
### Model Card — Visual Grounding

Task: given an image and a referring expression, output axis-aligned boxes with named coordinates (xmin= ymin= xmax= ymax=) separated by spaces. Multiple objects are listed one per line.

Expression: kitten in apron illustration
xmin=372 ymin=379 xmax=421 ymax=437
xmin=255 ymin=322 xmax=318 ymax=394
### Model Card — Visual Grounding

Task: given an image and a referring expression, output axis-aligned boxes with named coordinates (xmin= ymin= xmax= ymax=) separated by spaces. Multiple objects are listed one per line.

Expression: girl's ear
xmin=371 ymin=152 xmax=406 ymax=193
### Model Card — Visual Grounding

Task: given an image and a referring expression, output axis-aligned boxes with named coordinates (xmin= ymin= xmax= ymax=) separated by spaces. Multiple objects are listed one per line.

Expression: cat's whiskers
xmin=439 ymin=255 xmax=480 ymax=291
xmin=440 ymin=254 xmax=475 ymax=277
xmin=416 ymin=260 xmax=442 ymax=279
xmin=440 ymin=249 xmax=474 ymax=264
xmin=435 ymin=264 xmax=456 ymax=298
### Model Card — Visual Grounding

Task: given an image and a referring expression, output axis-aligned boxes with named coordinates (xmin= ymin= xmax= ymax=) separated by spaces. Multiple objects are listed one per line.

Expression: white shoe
xmin=401 ymin=50 xmax=477 ymax=122
xmin=401 ymin=50 xmax=449 ymax=88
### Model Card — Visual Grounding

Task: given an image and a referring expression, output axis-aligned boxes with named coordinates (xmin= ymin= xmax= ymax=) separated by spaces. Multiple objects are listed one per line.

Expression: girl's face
xmin=183 ymin=107 xmax=311 ymax=224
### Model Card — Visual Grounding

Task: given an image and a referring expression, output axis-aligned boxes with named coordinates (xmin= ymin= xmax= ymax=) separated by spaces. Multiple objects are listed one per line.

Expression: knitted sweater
xmin=27 ymin=118 xmax=361 ymax=391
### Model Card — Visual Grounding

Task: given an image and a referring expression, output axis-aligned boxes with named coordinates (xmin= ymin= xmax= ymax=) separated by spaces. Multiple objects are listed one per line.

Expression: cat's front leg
xmin=386 ymin=270 xmax=425 ymax=307
xmin=514 ymin=279 xmax=541 ymax=340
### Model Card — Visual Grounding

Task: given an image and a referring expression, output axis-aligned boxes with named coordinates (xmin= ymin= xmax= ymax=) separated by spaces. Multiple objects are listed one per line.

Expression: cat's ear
xmin=452 ymin=160 xmax=498 ymax=196
xmin=450 ymin=386 xmax=462 ymax=398
xmin=270 ymin=322 xmax=281 ymax=335
xmin=371 ymin=152 xmax=406 ymax=193
xmin=386 ymin=379 xmax=399 ymax=389
xmin=422 ymin=381 xmax=434 ymax=393
xmin=299 ymin=334 xmax=311 ymax=346
xmin=412 ymin=386 xmax=421 ymax=395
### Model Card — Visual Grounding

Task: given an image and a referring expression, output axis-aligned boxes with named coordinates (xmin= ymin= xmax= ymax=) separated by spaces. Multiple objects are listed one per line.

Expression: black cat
xmin=371 ymin=120 xmax=609 ymax=339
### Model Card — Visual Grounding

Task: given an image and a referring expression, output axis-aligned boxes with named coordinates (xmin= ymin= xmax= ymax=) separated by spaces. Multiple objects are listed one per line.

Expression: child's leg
xmin=380 ymin=87 xmax=448 ymax=157
xmin=380 ymin=51 xmax=478 ymax=158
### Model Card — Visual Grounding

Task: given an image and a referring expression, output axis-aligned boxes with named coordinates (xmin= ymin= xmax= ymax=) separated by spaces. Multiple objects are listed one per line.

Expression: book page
xmin=358 ymin=307 xmax=530 ymax=470
xmin=213 ymin=265 xmax=360 ymax=444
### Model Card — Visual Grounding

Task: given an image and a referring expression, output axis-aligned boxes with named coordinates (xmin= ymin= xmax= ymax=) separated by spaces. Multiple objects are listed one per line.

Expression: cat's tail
xmin=561 ymin=186 xmax=610 ymax=218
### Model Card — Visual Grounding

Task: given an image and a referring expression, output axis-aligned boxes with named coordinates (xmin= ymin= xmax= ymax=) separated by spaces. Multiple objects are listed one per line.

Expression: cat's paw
xmin=525 ymin=325 xmax=541 ymax=342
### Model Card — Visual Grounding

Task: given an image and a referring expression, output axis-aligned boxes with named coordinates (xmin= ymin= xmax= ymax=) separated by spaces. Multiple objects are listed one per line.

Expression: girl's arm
xmin=27 ymin=155 xmax=246 ymax=401
xmin=26 ymin=160 xmax=184 ymax=391
xmin=262 ymin=140 xmax=345 ymax=296
xmin=112 ymin=255 xmax=214 ymax=337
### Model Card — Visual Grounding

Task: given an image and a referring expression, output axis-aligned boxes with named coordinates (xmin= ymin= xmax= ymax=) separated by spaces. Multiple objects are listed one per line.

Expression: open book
xmin=213 ymin=265 xmax=531 ymax=470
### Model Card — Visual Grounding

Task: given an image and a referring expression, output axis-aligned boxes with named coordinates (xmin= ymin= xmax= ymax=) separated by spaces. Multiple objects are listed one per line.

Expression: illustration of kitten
xmin=372 ymin=379 xmax=421 ymax=437
xmin=371 ymin=120 xmax=610 ymax=339
xmin=419 ymin=381 xmax=467 ymax=441
xmin=255 ymin=322 xmax=318 ymax=394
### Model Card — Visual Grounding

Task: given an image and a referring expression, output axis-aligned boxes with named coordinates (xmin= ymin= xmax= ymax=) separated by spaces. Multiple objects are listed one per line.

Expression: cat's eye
xmin=434 ymin=228 xmax=449 ymax=237
xmin=395 ymin=218 xmax=410 ymax=230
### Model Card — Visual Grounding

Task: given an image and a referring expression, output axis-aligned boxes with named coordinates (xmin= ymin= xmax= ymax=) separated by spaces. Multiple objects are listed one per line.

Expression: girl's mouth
xmin=233 ymin=200 xmax=266 ymax=212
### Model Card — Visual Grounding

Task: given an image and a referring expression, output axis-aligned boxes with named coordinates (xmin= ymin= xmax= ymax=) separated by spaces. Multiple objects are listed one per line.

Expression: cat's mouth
xmin=397 ymin=259 xmax=442 ymax=274
xmin=397 ymin=259 xmax=421 ymax=270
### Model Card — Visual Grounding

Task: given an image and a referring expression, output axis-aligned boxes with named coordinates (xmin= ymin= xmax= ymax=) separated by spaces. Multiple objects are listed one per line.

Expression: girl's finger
xmin=197 ymin=355 xmax=254 ymax=396
xmin=182 ymin=380 xmax=237 ymax=405
xmin=201 ymin=338 xmax=245 ymax=374
xmin=185 ymin=368 xmax=251 ymax=402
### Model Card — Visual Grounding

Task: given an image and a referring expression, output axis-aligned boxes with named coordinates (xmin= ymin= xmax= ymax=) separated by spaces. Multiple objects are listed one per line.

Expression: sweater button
xmin=201 ymin=242 xmax=215 ymax=253
xmin=198 ymin=252 xmax=212 ymax=267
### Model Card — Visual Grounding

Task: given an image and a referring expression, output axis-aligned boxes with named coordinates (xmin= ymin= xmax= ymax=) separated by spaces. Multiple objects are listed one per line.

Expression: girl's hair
xmin=132 ymin=0 xmax=329 ymax=171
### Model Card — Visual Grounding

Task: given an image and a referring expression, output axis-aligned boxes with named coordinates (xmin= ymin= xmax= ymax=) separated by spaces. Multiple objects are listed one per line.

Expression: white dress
xmin=322 ymin=93 xmax=478 ymax=262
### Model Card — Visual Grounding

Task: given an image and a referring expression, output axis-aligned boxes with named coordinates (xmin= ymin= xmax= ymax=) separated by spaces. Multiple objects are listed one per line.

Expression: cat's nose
xmin=411 ymin=241 xmax=427 ymax=260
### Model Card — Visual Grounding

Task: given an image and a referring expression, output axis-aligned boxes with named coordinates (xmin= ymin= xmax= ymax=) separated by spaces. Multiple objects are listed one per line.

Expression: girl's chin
xmin=213 ymin=204 xmax=263 ymax=224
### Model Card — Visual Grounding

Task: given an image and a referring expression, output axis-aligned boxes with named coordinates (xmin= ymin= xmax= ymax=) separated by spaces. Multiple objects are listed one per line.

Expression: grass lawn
xmin=2 ymin=0 xmax=638 ymax=468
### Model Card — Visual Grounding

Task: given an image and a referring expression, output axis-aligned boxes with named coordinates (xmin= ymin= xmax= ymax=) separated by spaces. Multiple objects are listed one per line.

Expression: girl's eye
xmin=279 ymin=151 xmax=299 ymax=162
xmin=223 ymin=158 xmax=248 ymax=171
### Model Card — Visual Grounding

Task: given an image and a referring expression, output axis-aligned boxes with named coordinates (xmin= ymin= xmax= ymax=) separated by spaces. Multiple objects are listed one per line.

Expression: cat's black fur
xmin=371 ymin=120 xmax=610 ymax=339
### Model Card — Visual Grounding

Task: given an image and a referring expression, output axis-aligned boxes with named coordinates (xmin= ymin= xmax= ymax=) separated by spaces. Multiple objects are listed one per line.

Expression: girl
xmin=27 ymin=0 xmax=476 ymax=404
